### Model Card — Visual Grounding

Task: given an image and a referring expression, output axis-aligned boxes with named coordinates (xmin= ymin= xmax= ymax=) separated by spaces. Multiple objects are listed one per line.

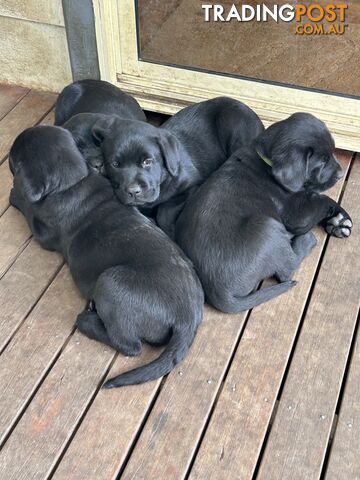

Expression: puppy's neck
xmin=52 ymin=175 xmax=112 ymax=223
xmin=256 ymin=148 xmax=273 ymax=168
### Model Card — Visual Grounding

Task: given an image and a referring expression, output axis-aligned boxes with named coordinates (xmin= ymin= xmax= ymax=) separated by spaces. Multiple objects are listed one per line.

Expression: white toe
xmin=329 ymin=213 xmax=344 ymax=226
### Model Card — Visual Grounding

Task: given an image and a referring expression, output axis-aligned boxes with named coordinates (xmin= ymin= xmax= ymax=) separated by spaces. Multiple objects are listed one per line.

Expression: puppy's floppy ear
xmin=92 ymin=116 xmax=117 ymax=146
xmin=10 ymin=126 xmax=89 ymax=203
xmin=271 ymin=146 xmax=309 ymax=192
xmin=15 ymin=159 xmax=51 ymax=202
xmin=157 ymin=130 xmax=181 ymax=177
xmin=9 ymin=141 xmax=48 ymax=202
xmin=255 ymin=121 xmax=309 ymax=193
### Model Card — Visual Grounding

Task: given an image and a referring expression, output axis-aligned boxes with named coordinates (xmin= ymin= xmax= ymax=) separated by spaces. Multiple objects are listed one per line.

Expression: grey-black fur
xmin=9 ymin=125 xmax=204 ymax=387
xmin=175 ymin=113 xmax=352 ymax=313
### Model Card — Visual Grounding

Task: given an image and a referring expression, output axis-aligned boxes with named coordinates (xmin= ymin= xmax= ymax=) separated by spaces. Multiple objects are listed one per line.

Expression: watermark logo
xmin=202 ymin=3 xmax=349 ymax=35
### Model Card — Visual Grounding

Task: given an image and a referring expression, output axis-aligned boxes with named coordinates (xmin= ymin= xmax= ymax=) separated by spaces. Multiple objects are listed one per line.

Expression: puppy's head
xmin=92 ymin=117 xmax=181 ymax=206
xmin=255 ymin=113 xmax=343 ymax=193
xmin=9 ymin=126 xmax=88 ymax=203
xmin=63 ymin=113 xmax=108 ymax=174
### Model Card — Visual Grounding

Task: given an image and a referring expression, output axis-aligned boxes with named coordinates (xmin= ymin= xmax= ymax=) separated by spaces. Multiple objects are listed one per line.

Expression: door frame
xmin=92 ymin=0 xmax=359 ymax=150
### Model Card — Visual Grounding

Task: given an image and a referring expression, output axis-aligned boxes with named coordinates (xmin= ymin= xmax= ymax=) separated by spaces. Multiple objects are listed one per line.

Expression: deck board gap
xmin=0 ymin=236 xmax=32 ymax=280
xmin=0 ymin=325 xmax=77 ymax=451
xmin=115 ymin=375 xmax=169 ymax=480
xmin=274 ymin=235 xmax=331 ymax=403
xmin=273 ymin=155 xmax=355 ymax=403
xmin=252 ymin=401 xmax=278 ymax=480
xmin=334 ymin=310 xmax=360 ymax=417
xmin=0 ymin=88 xmax=30 ymax=122
xmin=183 ymin=308 xmax=254 ymax=480
xmin=47 ymin=351 xmax=120 ymax=480
xmin=0 ymin=203 xmax=10 ymax=219
xmin=251 ymin=154 xmax=356 ymax=478
xmin=320 ymin=309 xmax=360 ymax=479
xmin=0 ymin=260 xmax=65 ymax=356
xmin=0 ymin=99 xmax=56 ymax=166
xmin=33 ymin=102 xmax=56 ymax=126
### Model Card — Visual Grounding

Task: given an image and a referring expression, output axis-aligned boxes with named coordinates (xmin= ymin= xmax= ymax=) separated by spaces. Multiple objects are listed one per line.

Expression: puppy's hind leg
xmin=292 ymin=231 xmax=317 ymax=260
xmin=276 ymin=232 xmax=317 ymax=281
xmin=102 ymin=318 xmax=142 ymax=357
xmin=76 ymin=309 xmax=113 ymax=347
xmin=76 ymin=309 xmax=142 ymax=356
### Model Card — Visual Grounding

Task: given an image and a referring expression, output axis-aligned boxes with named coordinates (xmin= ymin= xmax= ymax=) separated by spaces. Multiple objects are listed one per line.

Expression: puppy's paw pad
xmin=342 ymin=219 xmax=353 ymax=228
xmin=328 ymin=213 xmax=344 ymax=226
xmin=333 ymin=227 xmax=351 ymax=238
xmin=325 ymin=224 xmax=352 ymax=238
xmin=326 ymin=212 xmax=352 ymax=238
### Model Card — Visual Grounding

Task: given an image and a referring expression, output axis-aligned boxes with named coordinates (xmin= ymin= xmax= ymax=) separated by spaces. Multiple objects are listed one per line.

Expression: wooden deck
xmin=0 ymin=84 xmax=359 ymax=480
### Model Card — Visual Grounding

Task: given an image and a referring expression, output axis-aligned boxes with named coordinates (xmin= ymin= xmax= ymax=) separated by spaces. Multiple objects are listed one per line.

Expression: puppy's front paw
xmin=325 ymin=212 xmax=352 ymax=238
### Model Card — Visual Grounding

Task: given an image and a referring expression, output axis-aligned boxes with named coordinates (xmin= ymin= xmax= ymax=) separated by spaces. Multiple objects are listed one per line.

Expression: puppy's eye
xmin=112 ymin=161 xmax=120 ymax=168
xmin=141 ymin=158 xmax=153 ymax=168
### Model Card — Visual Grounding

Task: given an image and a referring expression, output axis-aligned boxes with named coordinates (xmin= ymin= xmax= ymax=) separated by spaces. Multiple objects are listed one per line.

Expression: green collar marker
xmin=256 ymin=149 xmax=273 ymax=168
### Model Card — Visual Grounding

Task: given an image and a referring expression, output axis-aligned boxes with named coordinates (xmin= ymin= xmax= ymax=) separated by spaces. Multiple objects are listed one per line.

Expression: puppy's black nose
xmin=127 ymin=184 xmax=142 ymax=197
xmin=91 ymin=161 xmax=103 ymax=171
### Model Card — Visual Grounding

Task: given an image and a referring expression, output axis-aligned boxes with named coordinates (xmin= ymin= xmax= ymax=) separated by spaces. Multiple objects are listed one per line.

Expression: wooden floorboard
xmin=120 ymin=307 xmax=247 ymax=480
xmin=326 ymin=318 xmax=360 ymax=479
xmin=257 ymin=157 xmax=360 ymax=480
xmin=0 ymin=84 xmax=29 ymax=121
xmin=0 ymin=329 xmax=114 ymax=480
xmin=0 ymin=84 xmax=358 ymax=480
xmin=55 ymin=306 xmax=248 ymax=480
xmin=0 ymin=267 xmax=83 ymax=447
xmin=0 ymin=239 xmax=63 ymax=353
xmin=0 ymin=207 xmax=32 ymax=278
xmin=0 ymin=160 xmax=13 ymax=216
xmin=0 ymin=90 xmax=56 ymax=164
xmin=52 ymin=347 xmax=162 ymax=480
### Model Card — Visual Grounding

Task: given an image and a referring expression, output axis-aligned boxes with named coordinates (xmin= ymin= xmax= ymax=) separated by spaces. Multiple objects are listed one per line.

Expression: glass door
xmin=138 ymin=0 xmax=360 ymax=97
xmin=93 ymin=0 xmax=360 ymax=151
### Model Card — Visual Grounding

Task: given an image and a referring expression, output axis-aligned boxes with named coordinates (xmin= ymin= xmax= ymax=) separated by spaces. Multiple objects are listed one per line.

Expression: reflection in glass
xmin=137 ymin=1 xmax=360 ymax=97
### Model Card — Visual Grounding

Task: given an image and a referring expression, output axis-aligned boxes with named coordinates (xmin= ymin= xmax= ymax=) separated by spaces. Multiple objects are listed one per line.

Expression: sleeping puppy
xmin=55 ymin=79 xmax=146 ymax=125
xmin=175 ymin=113 xmax=352 ymax=313
xmin=9 ymin=126 xmax=204 ymax=388
xmin=62 ymin=113 xmax=115 ymax=173
xmin=90 ymin=97 xmax=264 ymax=234
xmin=55 ymin=80 xmax=146 ymax=174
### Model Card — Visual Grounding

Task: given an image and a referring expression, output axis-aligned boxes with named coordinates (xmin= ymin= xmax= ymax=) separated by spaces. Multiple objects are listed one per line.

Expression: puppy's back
xmin=55 ymin=79 xmax=146 ymax=125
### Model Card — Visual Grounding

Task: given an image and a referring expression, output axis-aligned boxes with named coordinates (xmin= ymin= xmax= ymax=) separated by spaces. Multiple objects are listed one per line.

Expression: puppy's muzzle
xmin=89 ymin=159 xmax=105 ymax=175
xmin=126 ymin=183 xmax=142 ymax=199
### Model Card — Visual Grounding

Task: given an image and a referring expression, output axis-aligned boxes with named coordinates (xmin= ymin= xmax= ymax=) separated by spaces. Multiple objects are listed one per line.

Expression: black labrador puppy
xmin=55 ymin=80 xmax=146 ymax=173
xmin=55 ymin=79 xmax=146 ymax=125
xmin=9 ymin=126 xmax=204 ymax=388
xmin=175 ymin=113 xmax=352 ymax=313
xmin=62 ymin=112 xmax=116 ymax=173
xmin=90 ymin=96 xmax=264 ymax=234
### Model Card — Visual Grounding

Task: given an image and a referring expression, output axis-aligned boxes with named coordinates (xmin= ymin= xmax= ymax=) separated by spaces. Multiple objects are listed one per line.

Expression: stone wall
xmin=0 ymin=0 xmax=72 ymax=91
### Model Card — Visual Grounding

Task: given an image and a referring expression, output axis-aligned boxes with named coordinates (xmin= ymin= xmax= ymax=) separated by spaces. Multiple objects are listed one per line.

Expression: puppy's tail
xmin=102 ymin=322 xmax=198 ymax=389
xmin=212 ymin=281 xmax=296 ymax=313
